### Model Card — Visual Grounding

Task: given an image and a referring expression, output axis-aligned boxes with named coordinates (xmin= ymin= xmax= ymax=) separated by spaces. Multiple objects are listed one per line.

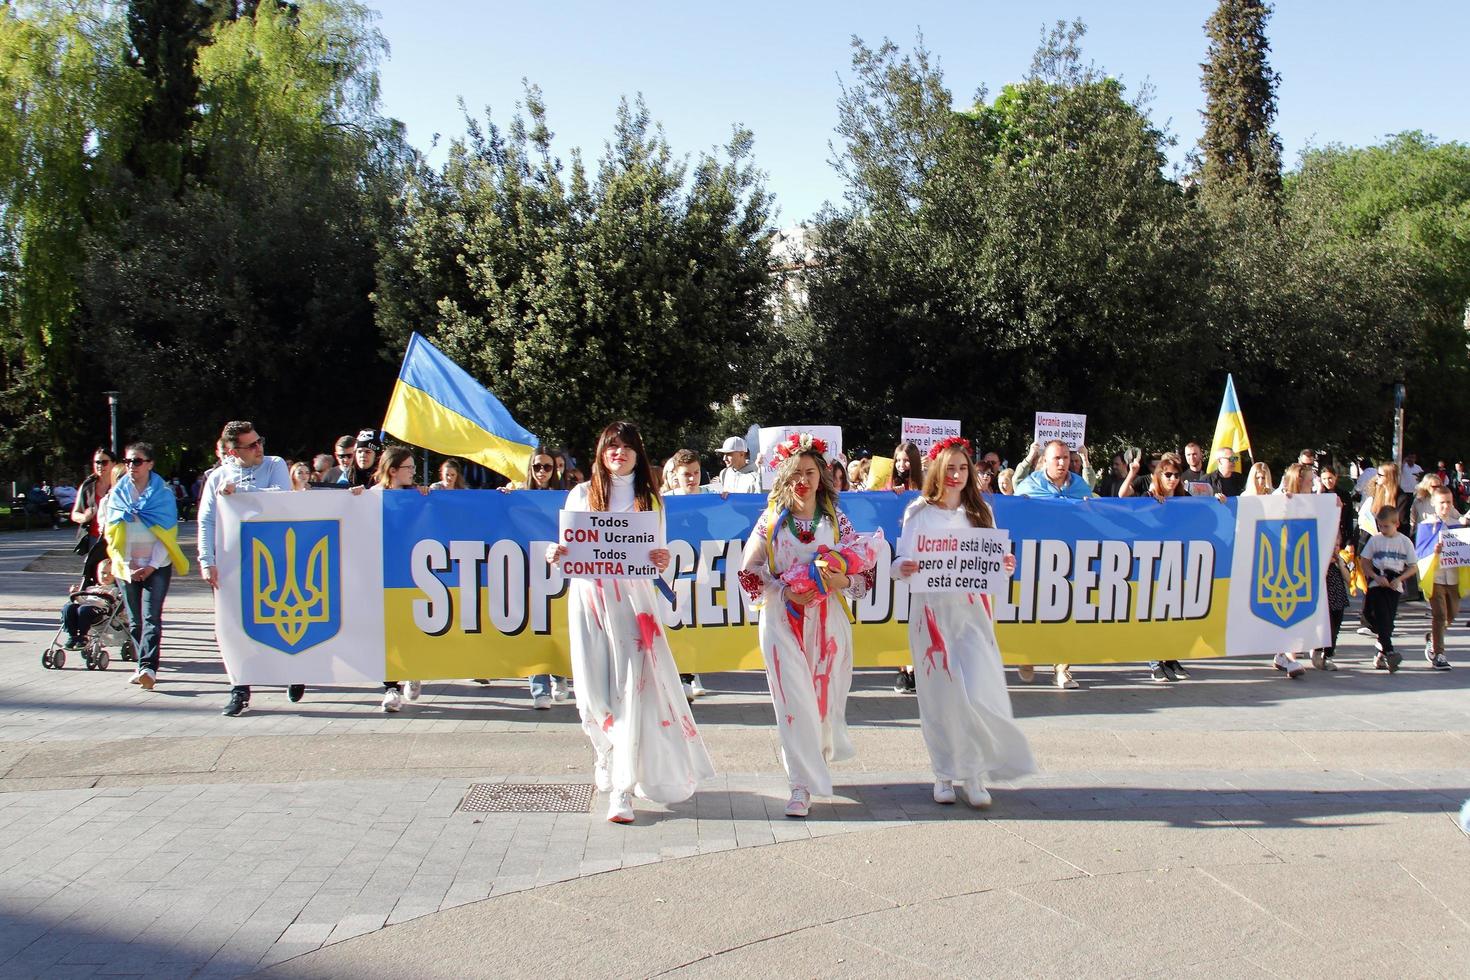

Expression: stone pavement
xmin=1 ymin=527 xmax=1468 ymax=978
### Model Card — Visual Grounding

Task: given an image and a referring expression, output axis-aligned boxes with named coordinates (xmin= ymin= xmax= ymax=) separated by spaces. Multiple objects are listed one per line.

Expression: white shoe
xmin=1272 ymin=652 xmax=1305 ymax=678
xmin=1310 ymin=650 xmax=1326 ymax=670
xmin=136 ymin=668 xmax=155 ymax=691
xmin=1355 ymin=626 xmax=1374 ymax=636
xmin=933 ymin=779 xmax=956 ymax=804
xmin=784 ymin=787 xmax=811 ymax=818
xmin=682 ymin=680 xmax=696 ymax=701
xmin=381 ymin=689 xmax=403 ymax=713
xmin=594 ymin=754 xmax=612 ymax=793
xmin=1017 ymin=665 xmax=1036 ymax=683
xmin=532 ymin=695 xmax=552 ymax=710
xmin=1320 ymin=657 xmax=1338 ymax=671
xmin=1055 ymin=667 xmax=1079 ymax=690
xmin=962 ymin=777 xmax=992 ymax=809
xmin=551 ymin=677 xmax=570 ymax=702
xmin=606 ymin=791 xmax=634 ymax=824
xmin=404 ymin=681 xmax=422 ymax=701
xmin=689 ymin=675 xmax=708 ymax=698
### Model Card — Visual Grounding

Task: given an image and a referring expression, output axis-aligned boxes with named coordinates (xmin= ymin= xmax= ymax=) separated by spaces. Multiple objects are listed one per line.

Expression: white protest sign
xmin=1186 ymin=481 xmax=1213 ymax=497
xmin=1439 ymin=527 xmax=1470 ymax=569
xmin=900 ymin=417 xmax=961 ymax=456
xmin=558 ymin=510 xmax=664 ymax=579
xmin=900 ymin=527 xmax=1012 ymax=594
xmin=1034 ymin=411 xmax=1087 ymax=450
xmin=756 ymin=425 xmax=843 ymax=490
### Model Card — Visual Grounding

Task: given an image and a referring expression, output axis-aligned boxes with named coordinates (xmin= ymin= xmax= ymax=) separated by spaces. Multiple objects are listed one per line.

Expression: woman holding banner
xmin=893 ymin=437 xmax=1035 ymax=807
xmin=738 ymin=433 xmax=875 ymax=818
xmin=546 ymin=422 xmax=714 ymax=824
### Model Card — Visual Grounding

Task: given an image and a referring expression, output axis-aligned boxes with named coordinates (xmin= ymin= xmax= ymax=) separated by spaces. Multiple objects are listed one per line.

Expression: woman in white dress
xmin=738 ymin=433 xmax=873 ymax=818
xmin=547 ymin=421 xmax=714 ymax=824
xmin=893 ymin=437 xmax=1036 ymax=808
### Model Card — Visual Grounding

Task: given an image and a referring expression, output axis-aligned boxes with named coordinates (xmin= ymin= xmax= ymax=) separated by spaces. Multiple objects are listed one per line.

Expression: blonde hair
xmin=1414 ymin=472 xmax=1443 ymax=500
xmin=997 ymin=467 xmax=1015 ymax=495
xmin=921 ymin=445 xmax=994 ymax=528
xmin=1242 ymin=462 xmax=1273 ymax=496
xmin=1371 ymin=462 xmax=1402 ymax=511
xmin=1279 ymin=462 xmax=1311 ymax=495
xmin=769 ymin=449 xmax=837 ymax=514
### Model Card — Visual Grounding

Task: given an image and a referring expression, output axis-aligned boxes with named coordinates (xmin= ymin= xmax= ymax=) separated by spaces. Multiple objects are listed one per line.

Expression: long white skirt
xmin=569 ymin=576 xmax=715 ymax=803
xmin=760 ymin=595 xmax=855 ymax=796
xmin=911 ymin=593 xmax=1036 ymax=783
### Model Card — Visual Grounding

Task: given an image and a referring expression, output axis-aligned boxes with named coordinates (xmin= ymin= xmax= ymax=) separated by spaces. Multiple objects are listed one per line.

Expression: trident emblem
xmin=1252 ymin=520 xmax=1317 ymax=627
xmin=243 ymin=521 xmax=340 ymax=653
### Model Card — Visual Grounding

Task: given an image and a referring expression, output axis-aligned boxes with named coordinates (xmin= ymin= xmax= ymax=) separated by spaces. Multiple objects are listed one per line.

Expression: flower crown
xmin=926 ymin=435 xmax=971 ymax=462
xmin=770 ymin=432 xmax=829 ymax=469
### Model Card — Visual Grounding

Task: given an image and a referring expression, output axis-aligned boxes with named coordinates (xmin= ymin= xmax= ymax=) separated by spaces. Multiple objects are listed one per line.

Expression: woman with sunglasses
xmin=71 ymin=447 xmax=115 ymax=559
xmin=1125 ymin=452 xmax=1194 ymax=682
xmin=546 ymin=422 xmax=714 ymax=824
xmin=105 ymin=442 xmax=190 ymax=691
xmin=517 ymin=446 xmax=572 ymax=708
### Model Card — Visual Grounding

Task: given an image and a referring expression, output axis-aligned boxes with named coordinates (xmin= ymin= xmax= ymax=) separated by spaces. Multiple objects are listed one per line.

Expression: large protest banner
xmin=216 ymin=491 xmax=1336 ymax=684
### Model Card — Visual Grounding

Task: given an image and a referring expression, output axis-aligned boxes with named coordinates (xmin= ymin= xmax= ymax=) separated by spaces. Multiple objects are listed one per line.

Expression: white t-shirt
xmin=1362 ymin=532 xmax=1417 ymax=592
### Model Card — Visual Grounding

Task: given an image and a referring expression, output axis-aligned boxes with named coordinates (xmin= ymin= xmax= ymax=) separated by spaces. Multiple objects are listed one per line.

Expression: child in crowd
xmin=1414 ymin=485 xmax=1466 ymax=671
xmin=665 ymin=449 xmax=709 ymax=699
xmin=1359 ymin=505 xmax=1418 ymax=672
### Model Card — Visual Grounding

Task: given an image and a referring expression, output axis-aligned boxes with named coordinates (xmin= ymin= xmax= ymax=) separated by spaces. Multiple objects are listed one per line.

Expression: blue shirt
xmin=197 ymin=455 xmax=291 ymax=569
xmin=1015 ymin=470 xmax=1094 ymax=499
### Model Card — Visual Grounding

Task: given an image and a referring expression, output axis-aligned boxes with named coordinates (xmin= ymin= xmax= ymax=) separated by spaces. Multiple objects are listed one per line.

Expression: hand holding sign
xmin=557 ymin=511 xmax=665 ymax=579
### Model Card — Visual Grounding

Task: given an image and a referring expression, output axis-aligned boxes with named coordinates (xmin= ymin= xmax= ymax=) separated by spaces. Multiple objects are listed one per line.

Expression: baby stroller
xmin=41 ymin=548 xmax=141 ymax=671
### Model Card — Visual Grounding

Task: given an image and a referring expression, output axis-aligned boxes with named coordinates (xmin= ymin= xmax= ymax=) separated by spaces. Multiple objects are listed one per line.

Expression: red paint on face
xmin=794 ymin=483 xmax=811 ymax=497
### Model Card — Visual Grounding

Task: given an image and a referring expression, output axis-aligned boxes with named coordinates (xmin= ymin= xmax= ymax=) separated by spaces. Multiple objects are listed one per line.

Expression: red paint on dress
xmin=922 ymin=605 xmax=953 ymax=678
xmin=602 ymin=713 xmax=614 ymax=732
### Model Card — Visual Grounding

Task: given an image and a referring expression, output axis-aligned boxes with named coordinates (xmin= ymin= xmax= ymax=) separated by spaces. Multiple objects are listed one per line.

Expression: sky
xmin=373 ymin=0 xmax=1470 ymax=225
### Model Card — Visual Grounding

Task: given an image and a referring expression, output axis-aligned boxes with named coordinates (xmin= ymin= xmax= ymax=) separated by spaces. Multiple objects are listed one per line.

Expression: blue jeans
xmin=528 ymin=675 xmax=566 ymax=698
xmin=124 ymin=565 xmax=172 ymax=673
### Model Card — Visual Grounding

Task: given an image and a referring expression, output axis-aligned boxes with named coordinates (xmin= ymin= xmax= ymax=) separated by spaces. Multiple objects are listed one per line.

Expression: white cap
xmin=717 ymin=437 xmax=749 ymax=454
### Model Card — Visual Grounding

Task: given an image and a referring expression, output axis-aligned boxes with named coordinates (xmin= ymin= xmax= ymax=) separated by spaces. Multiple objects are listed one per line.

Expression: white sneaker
xmin=689 ymin=675 xmax=708 ymax=698
xmin=1055 ymin=667 xmax=1079 ymax=690
xmin=1017 ymin=665 xmax=1036 ymax=683
xmin=1424 ymin=633 xmax=1435 ymax=664
xmin=1355 ymin=626 xmax=1374 ymax=636
xmin=1272 ymin=652 xmax=1305 ymax=678
xmin=532 ymin=695 xmax=552 ymax=710
xmin=404 ymin=681 xmax=422 ymax=701
xmin=962 ymin=777 xmax=992 ymax=809
xmin=551 ymin=677 xmax=571 ymax=702
xmin=1320 ymin=657 xmax=1338 ymax=671
xmin=606 ymin=791 xmax=635 ymax=824
xmin=594 ymin=754 xmax=612 ymax=793
xmin=682 ymin=679 xmax=696 ymax=701
xmin=784 ymin=787 xmax=811 ymax=818
xmin=1310 ymin=650 xmax=1326 ymax=670
xmin=933 ymin=779 xmax=956 ymax=804
xmin=381 ymin=689 xmax=403 ymax=713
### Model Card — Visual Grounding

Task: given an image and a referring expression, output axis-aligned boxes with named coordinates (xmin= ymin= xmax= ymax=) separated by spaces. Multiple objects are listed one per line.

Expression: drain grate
xmin=459 ymin=782 xmax=595 ymax=813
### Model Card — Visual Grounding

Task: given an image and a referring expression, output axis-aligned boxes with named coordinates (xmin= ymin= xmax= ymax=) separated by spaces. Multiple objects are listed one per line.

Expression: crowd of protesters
xmin=45 ymin=417 xmax=1468 ymax=824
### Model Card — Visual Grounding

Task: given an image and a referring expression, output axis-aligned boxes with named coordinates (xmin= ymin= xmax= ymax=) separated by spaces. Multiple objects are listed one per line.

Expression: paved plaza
xmin=1 ymin=527 xmax=1468 ymax=978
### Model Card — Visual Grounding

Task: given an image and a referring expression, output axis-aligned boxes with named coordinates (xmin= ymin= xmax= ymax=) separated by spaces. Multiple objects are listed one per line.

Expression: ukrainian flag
xmin=1415 ymin=519 xmax=1470 ymax=601
xmin=1207 ymin=373 xmax=1252 ymax=474
xmin=382 ymin=333 xmax=538 ymax=484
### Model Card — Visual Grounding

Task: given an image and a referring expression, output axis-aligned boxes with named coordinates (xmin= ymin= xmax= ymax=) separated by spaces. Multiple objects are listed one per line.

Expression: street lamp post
xmin=1392 ymin=382 xmax=1406 ymax=473
xmin=104 ymin=391 xmax=119 ymax=457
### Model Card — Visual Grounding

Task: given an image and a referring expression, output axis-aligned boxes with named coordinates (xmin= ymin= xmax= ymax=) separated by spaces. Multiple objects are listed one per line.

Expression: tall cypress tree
xmin=1199 ymin=0 xmax=1282 ymax=197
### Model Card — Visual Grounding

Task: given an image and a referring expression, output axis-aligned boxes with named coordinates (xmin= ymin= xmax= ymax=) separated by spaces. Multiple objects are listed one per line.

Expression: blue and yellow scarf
xmin=104 ymin=471 xmax=190 ymax=575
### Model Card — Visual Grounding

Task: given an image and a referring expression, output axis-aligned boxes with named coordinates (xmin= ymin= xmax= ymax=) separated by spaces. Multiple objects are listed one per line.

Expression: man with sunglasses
xmin=197 ymin=420 xmax=300 ymax=716
xmin=1208 ymin=447 xmax=1247 ymax=498
xmin=322 ymin=434 xmax=355 ymax=484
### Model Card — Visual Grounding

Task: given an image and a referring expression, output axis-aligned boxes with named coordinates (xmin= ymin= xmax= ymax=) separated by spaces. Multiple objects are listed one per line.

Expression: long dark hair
xmin=587 ymin=421 xmax=658 ymax=512
xmin=524 ymin=445 xmax=566 ymax=490
xmin=921 ymin=444 xmax=995 ymax=528
xmin=892 ymin=441 xmax=923 ymax=491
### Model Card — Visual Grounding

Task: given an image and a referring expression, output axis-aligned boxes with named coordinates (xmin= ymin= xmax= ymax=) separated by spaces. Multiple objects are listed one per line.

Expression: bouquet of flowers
xmin=780 ymin=529 xmax=882 ymax=603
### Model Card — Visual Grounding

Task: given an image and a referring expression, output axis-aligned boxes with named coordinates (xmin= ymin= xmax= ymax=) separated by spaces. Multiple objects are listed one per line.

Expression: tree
xmin=375 ymin=87 xmax=775 ymax=462
xmin=0 ymin=2 xmax=140 ymax=470
xmin=776 ymin=25 xmax=1211 ymax=457
xmin=1199 ymin=0 xmax=1282 ymax=198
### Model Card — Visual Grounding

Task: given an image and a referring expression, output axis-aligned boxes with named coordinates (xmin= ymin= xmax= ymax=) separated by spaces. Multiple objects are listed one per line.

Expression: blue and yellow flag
xmin=1207 ymin=373 xmax=1252 ymax=474
xmin=104 ymin=471 xmax=190 ymax=575
xmin=1414 ymin=519 xmax=1470 ymax=600
xmin=382 ymin=333 xmax=538 ymax=484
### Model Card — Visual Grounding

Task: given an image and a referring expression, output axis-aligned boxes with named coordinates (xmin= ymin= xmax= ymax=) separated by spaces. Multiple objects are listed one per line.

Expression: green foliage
xmin=375 ymin=87 xmax=775 ymax=463
xmin=773 ymin=25 xmax=1212 ymax=458
xmin=1199 ymin=0 xmax=1282 ymax=198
